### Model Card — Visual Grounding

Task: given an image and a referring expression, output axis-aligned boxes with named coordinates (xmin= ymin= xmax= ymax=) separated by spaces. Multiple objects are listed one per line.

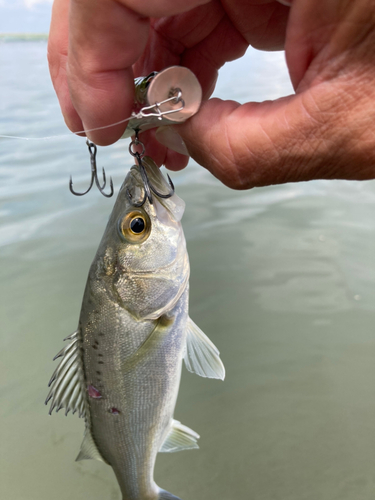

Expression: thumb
xmin=175 ymin=79 xmax=375 ymax=189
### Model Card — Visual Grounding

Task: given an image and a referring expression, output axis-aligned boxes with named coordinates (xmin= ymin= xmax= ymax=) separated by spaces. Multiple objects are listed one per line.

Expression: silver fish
xmin=46 ymin=158 xmax=225 ymax=500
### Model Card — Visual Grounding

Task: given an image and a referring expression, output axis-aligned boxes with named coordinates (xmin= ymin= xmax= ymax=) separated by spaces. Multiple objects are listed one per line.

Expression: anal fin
xmin=159 ymin=419 xmax=199 ymax=453
xmin=158 ymin=489 xmax=183 ymax=500
xmin=76 ymin=427 xmax=107 ymax=463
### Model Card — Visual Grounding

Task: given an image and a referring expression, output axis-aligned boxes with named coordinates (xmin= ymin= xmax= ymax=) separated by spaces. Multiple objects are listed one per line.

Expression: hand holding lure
xmin=69 ymin=67 xmax=202 ymax=198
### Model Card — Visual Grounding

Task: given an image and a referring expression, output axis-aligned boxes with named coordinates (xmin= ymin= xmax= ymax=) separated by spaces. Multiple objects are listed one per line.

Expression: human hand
xmin=48 ymin=0 xmax=375 ymax=188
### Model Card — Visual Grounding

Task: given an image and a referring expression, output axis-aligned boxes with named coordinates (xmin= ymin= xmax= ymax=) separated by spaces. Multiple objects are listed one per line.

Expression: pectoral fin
xmin=159 ymin=419 xmax=199 ymax=453
xmin=184 ymin=318 xmax=225 ymax=380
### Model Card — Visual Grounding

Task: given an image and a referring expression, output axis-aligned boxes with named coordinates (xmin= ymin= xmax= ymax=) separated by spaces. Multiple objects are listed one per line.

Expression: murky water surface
xmin=1 ymin=41 xmax=375 ymax=500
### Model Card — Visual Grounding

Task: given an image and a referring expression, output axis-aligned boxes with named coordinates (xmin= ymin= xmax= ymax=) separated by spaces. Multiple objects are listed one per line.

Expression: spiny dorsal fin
xmin=159 ymin=419 xmax=199 ymax=453
xmin=183 ymin=318 xmax=225 ymax=380
xmin=76 ymin=427 xmax=107 ymax=463
xmin=45 ymin=331 xmax=85 ymax=418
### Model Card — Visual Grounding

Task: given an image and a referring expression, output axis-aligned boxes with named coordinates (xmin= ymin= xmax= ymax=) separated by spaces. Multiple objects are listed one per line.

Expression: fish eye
xmin=130 ymin=216 xmax=145 ymax=234
xmin=119 ymin=210 xmax=151 ymax=244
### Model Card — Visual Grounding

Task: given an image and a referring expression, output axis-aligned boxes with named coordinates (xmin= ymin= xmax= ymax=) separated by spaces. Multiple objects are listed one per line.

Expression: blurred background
xmin=1 ymin=2 xmax=375 ymax=499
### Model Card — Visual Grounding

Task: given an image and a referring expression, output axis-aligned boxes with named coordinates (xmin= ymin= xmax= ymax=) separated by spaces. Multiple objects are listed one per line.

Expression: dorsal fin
xmin=45 ymin=331 xmax=86 ymax=417
xmin=183 ymin=318 xmax=225 ymax=380
xmin=159 ymin=419 xmax=199 ymax=453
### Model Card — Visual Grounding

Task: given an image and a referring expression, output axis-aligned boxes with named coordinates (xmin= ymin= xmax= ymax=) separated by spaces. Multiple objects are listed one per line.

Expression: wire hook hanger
xmin=69 ymin=140 xmax=114 ymax=197
xmin=135 ymin=88 xmax=185 ymax=120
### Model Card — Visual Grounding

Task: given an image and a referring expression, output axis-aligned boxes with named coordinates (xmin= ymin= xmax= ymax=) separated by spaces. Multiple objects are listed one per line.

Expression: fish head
xmin=96 ymin=157 xmax=189 ymax=320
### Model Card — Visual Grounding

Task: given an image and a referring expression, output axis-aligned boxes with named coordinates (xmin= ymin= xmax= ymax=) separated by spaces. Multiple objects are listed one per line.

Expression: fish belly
xmin=80 ymin=280 xmax=188 ymax=500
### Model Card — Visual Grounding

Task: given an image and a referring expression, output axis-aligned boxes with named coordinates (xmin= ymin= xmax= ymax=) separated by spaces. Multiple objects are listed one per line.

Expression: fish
xmin=46 ymin=157 xmax=225 ymax=500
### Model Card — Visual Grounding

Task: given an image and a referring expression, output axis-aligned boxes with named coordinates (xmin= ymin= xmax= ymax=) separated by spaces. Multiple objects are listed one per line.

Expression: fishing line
xmin=0 ymin=81 xmax=189 ymax=143
xmin=0 ymin=114 xmax=136 ymax=141
xmin=0 ymin=89 xmax=186 ymax=142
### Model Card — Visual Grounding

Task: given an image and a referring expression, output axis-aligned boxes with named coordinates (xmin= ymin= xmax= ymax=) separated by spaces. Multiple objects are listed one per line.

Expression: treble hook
xmin=126 ymin=131 xmax=174 ymax=207
xmin=69 ymin=140 xmax=114 ymax=197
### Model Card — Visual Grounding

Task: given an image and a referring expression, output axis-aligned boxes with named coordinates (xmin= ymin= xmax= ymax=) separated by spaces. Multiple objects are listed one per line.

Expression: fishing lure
xmin=69 ymin=66 xmax=202 ymax=198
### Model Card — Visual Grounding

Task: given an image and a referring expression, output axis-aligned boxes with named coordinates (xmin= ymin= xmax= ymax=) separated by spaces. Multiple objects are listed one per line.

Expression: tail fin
xmin=159 ymin=489 xmax=183 ymax=500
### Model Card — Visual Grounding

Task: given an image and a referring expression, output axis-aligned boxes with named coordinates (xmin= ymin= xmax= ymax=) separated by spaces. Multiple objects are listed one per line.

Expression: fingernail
xmin=155 ymin=126 xmax=189 ymax=156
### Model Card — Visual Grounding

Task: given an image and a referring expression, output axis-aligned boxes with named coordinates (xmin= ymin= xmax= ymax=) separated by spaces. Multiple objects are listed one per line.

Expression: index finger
xmin=67 ymin=0 xmax=149 ymax=145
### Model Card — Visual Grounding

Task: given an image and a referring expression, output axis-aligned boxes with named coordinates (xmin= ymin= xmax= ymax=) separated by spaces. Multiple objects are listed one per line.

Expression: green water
xmin=1 ymin=42 xmax=375 ymax=500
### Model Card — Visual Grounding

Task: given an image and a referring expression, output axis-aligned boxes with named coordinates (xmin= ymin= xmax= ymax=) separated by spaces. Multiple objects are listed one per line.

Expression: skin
xmin=48 ymin=0 xmax=375 ymax=189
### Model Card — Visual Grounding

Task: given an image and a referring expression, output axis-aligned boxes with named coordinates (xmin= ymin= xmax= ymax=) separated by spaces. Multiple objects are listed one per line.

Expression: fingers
xmin=285 ymin=0 xmax=375 ymax=90
xmin=130 ymin=129 xmax=189 ymax=171
xmin=66 ymin=0 xmax=152 ymax=145
xmin=48 ymin=0 xmax=215 ymax=146
xmin=123 ymin=0 xmax=211 ymax=18
xmin=48 ymin=0 xmax=291 ymax=149
xmin=176 ymin=76 xmax=375 ymax=189
xmin=178 ymin=0 xmax=375 ymax=188
xmin=221 ymin=0 xmax=289 ymax=51
xmin=164 ymin=150 xmax=190 ymax=171
xmin=48 ymin=0 xmax=150 ymax=144
xmin=133 ymin=2 xmax=226 ymax=99
xmin=48 ymin=0 xmax=84 ymax=135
